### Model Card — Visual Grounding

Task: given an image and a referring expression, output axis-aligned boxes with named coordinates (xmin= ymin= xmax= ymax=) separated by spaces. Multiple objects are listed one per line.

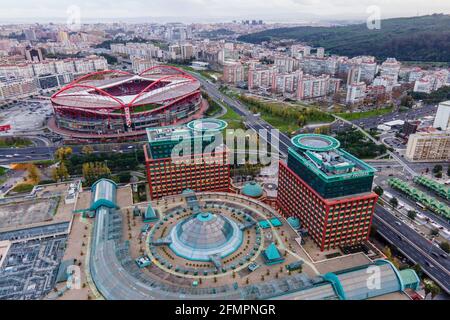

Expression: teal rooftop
xmin=262 ymin=242 xmax=285 ymax=265
xmin=144 ymin=203 xmax=158 ymax=222
xmin=242 ymin=181 xmax=263 ymax=198
xmin=288 ymin=133 xmax=376 ymax=184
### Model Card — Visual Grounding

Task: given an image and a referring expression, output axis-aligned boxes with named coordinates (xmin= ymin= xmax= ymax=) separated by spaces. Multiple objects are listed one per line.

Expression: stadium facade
xmin=50 ymin=66 xmax=204 ymax=142
xmin=277 ymin=134 xmax=379 ymax=251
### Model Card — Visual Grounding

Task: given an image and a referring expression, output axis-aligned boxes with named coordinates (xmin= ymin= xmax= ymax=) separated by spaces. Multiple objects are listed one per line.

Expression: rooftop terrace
xmin=146 ymin=118 xmax=227 ymax=143
xmin=289 ymin=134 xmax=376 ymax=182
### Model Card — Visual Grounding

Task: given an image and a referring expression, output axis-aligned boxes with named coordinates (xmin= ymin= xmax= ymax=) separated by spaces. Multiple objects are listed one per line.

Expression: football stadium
xmin=49 ymin=65 xmax=205 ymax=141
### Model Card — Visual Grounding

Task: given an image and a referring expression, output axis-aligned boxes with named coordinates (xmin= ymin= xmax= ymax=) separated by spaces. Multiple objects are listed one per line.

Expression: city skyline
xmin=0 ymin=1 xmax=449 ymax=303
xmin=0 ymin=0 xmax=450 ymax=23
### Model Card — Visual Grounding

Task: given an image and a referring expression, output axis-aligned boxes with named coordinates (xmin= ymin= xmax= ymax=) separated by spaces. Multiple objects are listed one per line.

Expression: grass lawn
xmin=237 ymin=96 xmax=334 ymax=135
xmin=12 ymin=183 xmax=35 ymax=194
xmin=204 ymin=98 xmax=223 ymax=117
xmin=0 ymin=166 xmax=7 ymax=185
xmin=219 ymin=105 xmax=245 ymax=130
xmin=260 ymin=112 xmax=299 ymax=135
xmin=335 ymin=107 xmax=394 ymax=121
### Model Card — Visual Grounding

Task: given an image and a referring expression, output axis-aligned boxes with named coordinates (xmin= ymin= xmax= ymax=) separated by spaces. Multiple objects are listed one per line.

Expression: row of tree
xmin=239 ymin=95 xmax=334 ymax=127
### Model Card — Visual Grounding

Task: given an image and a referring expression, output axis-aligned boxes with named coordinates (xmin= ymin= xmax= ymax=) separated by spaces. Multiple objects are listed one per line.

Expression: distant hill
xmin=237 ymin=14 xmax=450 ymax=62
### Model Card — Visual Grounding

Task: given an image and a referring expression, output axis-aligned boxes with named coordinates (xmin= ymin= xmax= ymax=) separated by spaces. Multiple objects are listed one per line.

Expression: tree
xmin=412 ymin=264 xmax=423 ymax=278
xmin=383 ymin=246 xmax=400 ymax=269
xmin=432 ymin=165 xmax=443 ymax=174
xmin=58 ymin=162 xmax=70 ymax=181
xmin=389 ymin=197 xmax=399 ymax=208
xmin=51 ymin=167 xmax=60 ymax=182
xmin=373 ymin=186 xmax=384 ymax=197
xmin=27 ymin=164 xmax=41 ymax=183
xmin=430 ymin=228 xmax=440 ymax=237
xmin=439 ymin=241 xmax=450 ymax=254
xmin=51 ymin=162 xmax=70 ymax=182
xmin=424 ymin=280 xmax=441 ymax=299
xmin=369 ymin=225 xmax=378 ymax=238
xmin=314 ymin=125 xmax=331 ymax=135
xmin=82 ymin=145 xmax=94 ymax=155
xmin=400 ymin=95 xmax=414 ymax=108
xmin=407 ymin=210 xmax=417 ymax=221
xmin=82 ymin=162 xmax=111 ymax=185
xmin=55 ymin=147 xmax=73 ymax=161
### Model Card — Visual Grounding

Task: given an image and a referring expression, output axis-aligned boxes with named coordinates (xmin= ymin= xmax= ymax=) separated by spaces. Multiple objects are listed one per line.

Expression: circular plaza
xmin=147 ymin=191 xmax=265 ymax=277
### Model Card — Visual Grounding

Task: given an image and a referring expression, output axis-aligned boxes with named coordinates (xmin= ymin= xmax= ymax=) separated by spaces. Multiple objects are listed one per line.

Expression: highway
xmin=0 ymin=143 xmax=141 ymax=165
xmin=193 ymin=74 xmax=292 ymax=157
xmin=374 ymin=205 xmax=450 ymax=294
xmin=0 ymin=146 xmax=55 ymax=164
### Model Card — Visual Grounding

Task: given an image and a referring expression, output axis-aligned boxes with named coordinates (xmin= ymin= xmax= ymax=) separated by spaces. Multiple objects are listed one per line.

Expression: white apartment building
xmin=222 ymin=61 xmax=245 ymax=84
xmin=111 ymin=43 xmax=162 ymax=60
xmin=0 ymin=78 xmax=39 ymax=100
xmin=413 ymin=70 xmax=449 ymax=94
xmin=248 ymin=65 xmax=277 ymax=90
xmin=273 ymin=71 xmax=301 ymax=94
xmin=297 ymin=74 xmax=331 ymax=100
xmin=337 ymin=56 xmax=377 ymax=83
xmin=346 ymin=82 xmax=367 ymax=104
xmin=274 ymin=56 xmax=299 ymax=73
xmin=434 ymin=101 xmax=450 ymax=131
xmin=373 ymin=74 xmax=398 ymax=93
xmin=131 ymin=57 xmax=159 ymax=74
xmin=0 ymin=56 xmax=107 ymax=80
xmin=406 ymin=131 xmax=450 ymax=162
xmin=300 ymin=56 xmax=339 ymax=76
xmin=168 ymin=44 xmax=195 ymax=61
xmin=380 ymin=58 xmax=401 ymax=79
xmin=291 ymin=44 xmax=311 ymax=58
xmin=316 ymin=47 xmax=325 ymax=58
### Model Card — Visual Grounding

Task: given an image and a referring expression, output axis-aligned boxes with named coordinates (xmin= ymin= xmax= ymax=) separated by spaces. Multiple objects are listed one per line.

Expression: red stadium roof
xmin=51 ymin=66 xmax=200 ymax=110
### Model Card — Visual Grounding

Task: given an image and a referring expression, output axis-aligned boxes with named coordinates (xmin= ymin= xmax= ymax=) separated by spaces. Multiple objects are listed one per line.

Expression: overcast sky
xmin=0 ymin=0 xmax=449 ymax=23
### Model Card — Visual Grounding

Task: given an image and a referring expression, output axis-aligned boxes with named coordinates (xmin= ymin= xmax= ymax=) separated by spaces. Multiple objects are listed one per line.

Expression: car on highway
xmin=425 ymin=261 xmax=434 ymax=268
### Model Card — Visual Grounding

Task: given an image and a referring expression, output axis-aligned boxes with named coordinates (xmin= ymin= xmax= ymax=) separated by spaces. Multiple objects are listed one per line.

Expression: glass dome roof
xmin=242 ymin=181 xmax=263 ymax=198
xmin=169 ymin=212 xmax=243 ymax=261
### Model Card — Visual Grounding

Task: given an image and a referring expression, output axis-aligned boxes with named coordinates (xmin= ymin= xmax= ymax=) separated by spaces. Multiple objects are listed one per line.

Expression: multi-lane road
xmin=193 ymin=74 xmax=292 ymax=157
xmin=0 ymin=143 xmax=141 ymax=165
xmin=375 ymin=205 xmax=450 ymax=293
